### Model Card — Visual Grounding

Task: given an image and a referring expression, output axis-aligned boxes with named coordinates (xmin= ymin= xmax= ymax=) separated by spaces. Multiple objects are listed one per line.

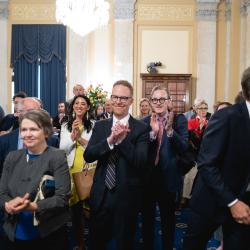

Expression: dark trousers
xmin=182 ymin=209 xmax=250 ymax=250
xmin=141 ymin=168 xmax=176 ymax=250
xmin=5 ymin=226 xmax=69 ymax=250
xmin=90 ymin=187 xmax=141 ymax=250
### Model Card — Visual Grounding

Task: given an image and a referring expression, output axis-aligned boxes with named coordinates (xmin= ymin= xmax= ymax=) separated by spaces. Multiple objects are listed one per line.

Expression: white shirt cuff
xmin=228 ymin=199 xmax=239 ymax=207
xmin=107 ymin=139 xmax=114 ymax=149
xmin=149 ymin=131 xmax=157 ymax=141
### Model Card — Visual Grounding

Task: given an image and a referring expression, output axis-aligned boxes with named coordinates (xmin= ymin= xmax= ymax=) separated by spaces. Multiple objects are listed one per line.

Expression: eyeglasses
xmin=111 ymin=95 xmax=131 ymax=103
xmin=197 ymin=107 xmax=208 ymax=110
xmin=151 ymin=97 xmax=170 ymax=104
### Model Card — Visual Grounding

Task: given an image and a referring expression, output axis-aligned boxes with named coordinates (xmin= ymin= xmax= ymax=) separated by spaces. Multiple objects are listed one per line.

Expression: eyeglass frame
xmin=150 ymin=97 xmax=171 ymax=104
xmin=197 ymin=107 xmax=208 ymax=111
xmin=110 ymin=95 xmax=132 ymax=103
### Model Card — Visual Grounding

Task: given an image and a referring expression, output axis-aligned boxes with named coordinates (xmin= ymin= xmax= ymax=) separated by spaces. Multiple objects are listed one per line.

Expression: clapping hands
xmin=71 ymin=119 xmax=82 ymax=141
xmin=108 ymin=122 xmax=130 ymax=145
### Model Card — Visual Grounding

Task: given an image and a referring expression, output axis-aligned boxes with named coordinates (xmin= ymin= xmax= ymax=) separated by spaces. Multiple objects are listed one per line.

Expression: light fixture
xmin=56 ymin=0 xmax=110 ymax=37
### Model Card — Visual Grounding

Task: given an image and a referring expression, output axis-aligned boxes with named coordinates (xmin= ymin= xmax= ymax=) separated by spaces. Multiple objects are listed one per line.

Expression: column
xmin=224 ymin=0 xmax=231 ymax=100
xmin=196 ymin=0 xmax=219 ymax=111
xmin=114 ymin=0 xmax=135 ymax=84
xmin=0 ymin=1 xmax=8 ymax=112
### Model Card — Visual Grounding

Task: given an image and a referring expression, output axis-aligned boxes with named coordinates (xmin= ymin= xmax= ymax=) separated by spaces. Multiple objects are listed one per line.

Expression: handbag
xmin=72 ymin=163 xmax=96 ymax=201
xmin=33 ymin=174 xmax=55 ymax=226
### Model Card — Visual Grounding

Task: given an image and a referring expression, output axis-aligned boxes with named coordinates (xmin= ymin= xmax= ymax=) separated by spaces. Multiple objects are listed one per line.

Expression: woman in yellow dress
xmin=60 ymin=95 xmax=94 ymax=250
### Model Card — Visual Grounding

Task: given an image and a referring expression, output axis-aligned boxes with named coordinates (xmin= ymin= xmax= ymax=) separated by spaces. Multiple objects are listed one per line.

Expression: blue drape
xmin=40 ymin=57 xmax=66 ymax=117
xmin=13 ymin=56 xmax=38 ymax=96
xmin=11 ymin=24 xmax=66 ymax=116
xmin=39 ymin=25 xmax=66 ymax=117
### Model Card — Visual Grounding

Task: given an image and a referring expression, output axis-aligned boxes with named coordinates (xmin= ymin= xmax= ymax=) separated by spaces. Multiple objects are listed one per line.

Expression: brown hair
xmin=241 ymin=67 xmax=250 ymax=100
xmin=113 ymin=80 xmax=133 ymax=96
xmin=19 ymin=109 xmax=53 ymax=138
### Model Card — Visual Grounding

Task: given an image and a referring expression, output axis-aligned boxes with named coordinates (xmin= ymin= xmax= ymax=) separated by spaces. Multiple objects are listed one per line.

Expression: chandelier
xmin=56 ymin=0 xmax=110 ymax=37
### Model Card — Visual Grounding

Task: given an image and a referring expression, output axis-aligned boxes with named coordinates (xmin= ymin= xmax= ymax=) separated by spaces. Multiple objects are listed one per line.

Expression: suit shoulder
xmin=132 ymin=117 xmax=151 ymax=132
xmin=5 ymin=149 xmax=25 ymax=162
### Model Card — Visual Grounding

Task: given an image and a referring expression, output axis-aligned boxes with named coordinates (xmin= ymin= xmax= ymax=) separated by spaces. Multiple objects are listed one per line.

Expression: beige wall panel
xmin=140 ymin=29 xmax=190 ymax=74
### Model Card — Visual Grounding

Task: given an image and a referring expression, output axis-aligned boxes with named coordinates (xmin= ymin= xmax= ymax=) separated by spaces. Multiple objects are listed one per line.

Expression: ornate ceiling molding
xmin=9 ymin=3 xmax=55 ymax=21
xmin=196 ymin=0 xmax=220 ymax=21
xmin=0 ymin=1 xmax=8 ymax=19
xmin=225 ymin=0 xmax=231 ymax=21
xmin=136 ymin=4 xmax=194 ymax=22
xmin=115 ymin=0 xmax=136 ymax=20
xmin=240 ymin=0 xmax=250 ymax=15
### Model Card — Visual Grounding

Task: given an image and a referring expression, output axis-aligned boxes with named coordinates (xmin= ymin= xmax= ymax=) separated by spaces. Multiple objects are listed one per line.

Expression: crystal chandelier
xmin=56 ymin=0 xmax=110 ymax=37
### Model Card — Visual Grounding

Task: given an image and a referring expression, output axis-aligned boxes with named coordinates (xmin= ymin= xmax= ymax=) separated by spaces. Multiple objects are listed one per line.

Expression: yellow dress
xmin=69 ymin=126 xmax=96 ymax=207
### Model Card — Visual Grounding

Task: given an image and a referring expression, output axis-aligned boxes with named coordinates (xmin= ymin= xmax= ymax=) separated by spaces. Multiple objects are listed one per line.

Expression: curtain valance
xmin=11 ymin=24 xmax=66 ymax=67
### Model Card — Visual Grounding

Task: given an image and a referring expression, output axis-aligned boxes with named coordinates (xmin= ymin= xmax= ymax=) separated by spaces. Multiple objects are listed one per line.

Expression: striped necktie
xmin=105 ymin=149 xmax=119 ymax=190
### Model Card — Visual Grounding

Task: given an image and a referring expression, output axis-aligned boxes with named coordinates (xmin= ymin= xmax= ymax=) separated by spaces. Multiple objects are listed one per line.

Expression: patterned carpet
xmin=0 ymin=207 xmax=220 ymax=250
xmin=69 ymin=206 xmax=220 ymax=250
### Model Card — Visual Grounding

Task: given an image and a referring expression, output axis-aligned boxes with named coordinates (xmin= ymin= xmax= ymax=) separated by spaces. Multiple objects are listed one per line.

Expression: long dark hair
xmin=66 ymin=95 xmax=93 ymax=133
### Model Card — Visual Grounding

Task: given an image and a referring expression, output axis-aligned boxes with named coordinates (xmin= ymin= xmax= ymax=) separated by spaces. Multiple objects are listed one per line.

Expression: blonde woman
xmin=60 ymin=95 xmax=94 ymax=250
xmin=139 ymin=98 xmax=151 ymax=119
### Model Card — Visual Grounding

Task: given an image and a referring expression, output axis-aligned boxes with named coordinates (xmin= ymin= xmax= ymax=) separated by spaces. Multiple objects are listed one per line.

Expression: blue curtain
xmin=40 ymin=57 xmax=66 ymax=117
xmin=11 ymin=25 xmax=39 ymax=96
xmin=13 ymin=56 xmax=38 ymax=96
xmin=11 ymin=24 xmax=66 ymax=116
xmin=39 ymin=25 xmax=66 ymax=117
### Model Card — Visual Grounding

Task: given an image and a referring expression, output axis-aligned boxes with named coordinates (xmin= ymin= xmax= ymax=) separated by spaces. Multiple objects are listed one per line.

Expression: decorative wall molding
xmin=196 ymin=1 xmax=219 ymax=21
xmin=9 ymin=3 xmax=55 ymax=21
xmin=225 ymin=1 xmax=231 ymax=21
xmin=240 ymin=0 xmax=250 ymax=15
xmin=115 ymin=0 xmax=136 ymax=20
xmin=137 ymin=4 xmax=194 ymax=21
xmin=0 ymin=1 xmax=8 ymax=19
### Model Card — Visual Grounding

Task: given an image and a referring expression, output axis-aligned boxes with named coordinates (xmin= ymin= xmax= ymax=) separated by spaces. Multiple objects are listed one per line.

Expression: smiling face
xmin=150 ymin=89 xmax=170 ymax=116
xmin=20 ymin=118 xmax=47 ymax=153
xmin=73 ymin=97 xmax=89 ymax=118
xmin=111 ymin=85 xmax=133 ymax=119
xmin=196 ymin=103 xmax=208 ymax=118
xmin=140 ymin=100 xmax=151 ymax=116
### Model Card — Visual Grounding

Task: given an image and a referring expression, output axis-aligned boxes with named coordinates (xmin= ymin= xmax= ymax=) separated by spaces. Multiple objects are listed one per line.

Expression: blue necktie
xmin=105 ymin=149 xmax=119 ymax=190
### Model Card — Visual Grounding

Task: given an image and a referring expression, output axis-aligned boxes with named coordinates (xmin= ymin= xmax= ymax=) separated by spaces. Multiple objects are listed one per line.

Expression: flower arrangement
xmin=86 ymin=84 xmax=108 ymax=109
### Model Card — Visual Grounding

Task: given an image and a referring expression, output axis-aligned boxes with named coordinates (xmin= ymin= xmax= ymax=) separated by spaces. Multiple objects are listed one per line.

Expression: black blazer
xmin=190 ymin=102 xmax=250 ymax=219
xmin=0 ymin=147 xmax=71 ymax=241
xmin=84 ymin=116 xmax=150 ymax=212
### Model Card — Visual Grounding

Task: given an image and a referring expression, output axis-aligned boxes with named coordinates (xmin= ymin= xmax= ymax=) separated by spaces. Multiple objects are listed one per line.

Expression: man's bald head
xmin=22 ymin=97 xmax=42 ymax=111
xmin=73 ymin=84 xmax=85 ymax=96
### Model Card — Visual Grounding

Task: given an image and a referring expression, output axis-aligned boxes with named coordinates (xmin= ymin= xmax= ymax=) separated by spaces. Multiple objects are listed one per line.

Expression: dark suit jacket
xmin=0 ymin=129 xmax=59 ymax=176
xmin=0 ymin=114 xmax=19 ymax=132
xmin=84 ymin=116 xmax=150 ymax=213
xmin=190 ymin=102 xmax=250 ymax=220
xmin=142 ymin=114 xmax=189 ymax=192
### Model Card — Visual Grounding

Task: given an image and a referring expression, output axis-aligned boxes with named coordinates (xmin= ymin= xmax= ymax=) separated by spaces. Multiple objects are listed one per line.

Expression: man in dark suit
xmin=141 ymin=86 xmax=188 ymax=250
xmin=182 ymin=67 xmax=250 ymax=250
xmin=84 ymin=80 xmax=149 ymax=250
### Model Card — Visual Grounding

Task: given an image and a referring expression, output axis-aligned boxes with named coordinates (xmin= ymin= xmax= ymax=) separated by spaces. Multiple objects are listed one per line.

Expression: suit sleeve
xmin=197 ymin=110 xmax=235 ymax=206
xmin=0 ymin=152 xmax=14 ymax=209
xmin=84 ymin=122 xmax=112 ymax=163
xmin=170 ymin=114 xmax=189 ymax=152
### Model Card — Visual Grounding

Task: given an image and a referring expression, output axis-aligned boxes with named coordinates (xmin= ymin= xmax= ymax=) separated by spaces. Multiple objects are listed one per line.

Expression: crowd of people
xmin=0 ymin=67 xmax=249 ymax=250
